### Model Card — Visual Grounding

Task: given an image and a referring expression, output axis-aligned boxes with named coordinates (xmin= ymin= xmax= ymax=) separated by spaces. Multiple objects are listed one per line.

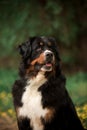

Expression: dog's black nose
xmin=46 ymin=52 xmax=53 ymax=58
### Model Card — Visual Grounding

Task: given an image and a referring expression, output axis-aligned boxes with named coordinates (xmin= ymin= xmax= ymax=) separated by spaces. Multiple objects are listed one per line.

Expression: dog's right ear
xmin=18 ymin=40 xmax=31 ymax=59
xmin=18 ymin=37 xmax=37 ymax=59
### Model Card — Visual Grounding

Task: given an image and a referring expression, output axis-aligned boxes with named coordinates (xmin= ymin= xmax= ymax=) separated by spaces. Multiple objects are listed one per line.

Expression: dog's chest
xmin=18 ymin=73 xmax=48 ymax=130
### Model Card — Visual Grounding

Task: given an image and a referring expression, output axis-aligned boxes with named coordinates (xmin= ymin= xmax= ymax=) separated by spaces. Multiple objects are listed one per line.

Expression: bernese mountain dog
xmin=12 ymin=36 xmax=84 ymax=130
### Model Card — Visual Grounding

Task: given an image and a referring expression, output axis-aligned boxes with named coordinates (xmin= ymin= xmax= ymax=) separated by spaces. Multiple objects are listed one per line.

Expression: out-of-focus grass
xmin=0 ymin=68 xmax=87 ymax=128
xmin=0 ymin=68 xmax=18 ymax=92
xmin=0 ymin=68 xmax=18 ymax=118
xmin=66 ymin=72 xmax=87 ymax=105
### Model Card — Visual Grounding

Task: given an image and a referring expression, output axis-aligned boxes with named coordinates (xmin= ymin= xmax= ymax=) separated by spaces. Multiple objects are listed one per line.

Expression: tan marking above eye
xmin=48 ymin=42 xmax=52 ymax=46
xmin=40 ymin=42 xmax=44 ymax=46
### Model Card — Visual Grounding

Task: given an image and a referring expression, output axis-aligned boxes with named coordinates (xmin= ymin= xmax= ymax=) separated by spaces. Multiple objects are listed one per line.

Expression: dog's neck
xmin=27 ymin=71 xmax=47 ymax=85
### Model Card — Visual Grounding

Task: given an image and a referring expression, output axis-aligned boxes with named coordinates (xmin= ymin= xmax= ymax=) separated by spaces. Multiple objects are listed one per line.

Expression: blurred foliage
xmin=0 ymin=0 xmax=87 ymax=68
xmin=0 ymin=69 xmax=18 ymax=92
xmin=0 ymin=68 xmax=17 ymax=113
xmin=77 ymin=104 xmax=87 ymax=129
xmin=66 ymin=72 xmax=87 ymax=105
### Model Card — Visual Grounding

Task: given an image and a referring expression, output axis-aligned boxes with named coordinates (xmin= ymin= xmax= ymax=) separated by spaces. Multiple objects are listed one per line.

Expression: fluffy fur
xmin=12 ymin=36 xmax=84 ymax=130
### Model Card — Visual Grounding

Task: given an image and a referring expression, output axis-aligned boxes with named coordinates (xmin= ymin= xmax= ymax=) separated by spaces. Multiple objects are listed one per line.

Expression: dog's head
xmin=18 ymin=36 xmax=61 ymax=77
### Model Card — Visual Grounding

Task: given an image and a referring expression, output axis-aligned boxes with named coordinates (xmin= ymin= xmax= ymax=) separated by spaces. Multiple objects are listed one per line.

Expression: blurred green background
xmin=0 ymin=0 xmax=87 ymax=129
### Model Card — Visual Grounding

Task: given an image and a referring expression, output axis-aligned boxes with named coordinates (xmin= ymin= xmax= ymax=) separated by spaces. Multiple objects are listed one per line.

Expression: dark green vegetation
xmin=0 ymin=0 xmax=87 ymax=70
xmin=66 ymin=72 xmax=87 ymax=105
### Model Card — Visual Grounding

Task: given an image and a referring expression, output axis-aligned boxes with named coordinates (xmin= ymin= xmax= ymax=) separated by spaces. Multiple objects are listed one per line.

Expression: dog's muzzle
xmin=45 ymin=51 xmax=53 ymax=63
xmin=41 ymin=50 xmax=55 ymax=72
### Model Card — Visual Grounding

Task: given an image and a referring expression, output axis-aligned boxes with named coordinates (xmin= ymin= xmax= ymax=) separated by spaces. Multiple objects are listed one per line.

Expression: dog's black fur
xmin=12 ymin=36 xmax=84 ymax=130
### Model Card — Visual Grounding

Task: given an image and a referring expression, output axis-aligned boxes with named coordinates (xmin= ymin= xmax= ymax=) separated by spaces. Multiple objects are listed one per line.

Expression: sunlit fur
xmin=12 ymin=36 xmax=84 ymax=130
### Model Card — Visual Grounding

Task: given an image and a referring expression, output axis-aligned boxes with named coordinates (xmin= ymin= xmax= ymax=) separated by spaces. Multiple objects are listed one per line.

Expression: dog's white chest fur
xmin=18 ymin=72 xmax=48 ymax=130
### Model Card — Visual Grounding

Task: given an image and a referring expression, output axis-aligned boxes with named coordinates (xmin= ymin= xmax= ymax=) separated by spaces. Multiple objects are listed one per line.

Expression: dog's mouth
xmin=41 ymin=61 xmax=53 ymax=72
xmin=44 ymin=62 xmax=52 ymax=67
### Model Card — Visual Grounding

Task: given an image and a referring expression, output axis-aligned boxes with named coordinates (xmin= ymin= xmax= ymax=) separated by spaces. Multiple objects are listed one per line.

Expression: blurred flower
xmin=76 ymin=104 xmax=87 ymax=128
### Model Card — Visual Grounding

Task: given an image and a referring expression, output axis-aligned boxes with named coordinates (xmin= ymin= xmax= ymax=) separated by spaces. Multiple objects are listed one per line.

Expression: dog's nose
xmin=45 ymin=51 xmax=54 ymax=61
xmin=46 ymin=52 xmax=53 ymax=58
xmin=44 ymin=50 xmax=54 ymax=61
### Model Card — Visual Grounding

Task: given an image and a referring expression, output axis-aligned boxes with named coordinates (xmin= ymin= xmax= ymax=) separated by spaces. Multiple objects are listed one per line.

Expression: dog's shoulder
xmin=12 ymin=79 xmax=26 ymax=107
